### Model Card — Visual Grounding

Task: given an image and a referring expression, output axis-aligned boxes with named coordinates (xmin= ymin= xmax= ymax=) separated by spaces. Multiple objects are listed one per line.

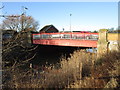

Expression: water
xmin=31 ymin=45 xmax=86 ymax=66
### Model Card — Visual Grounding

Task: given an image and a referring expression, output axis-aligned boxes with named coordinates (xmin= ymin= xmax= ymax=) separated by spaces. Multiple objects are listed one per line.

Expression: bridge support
xmin=97 ymin=29 xmax=108 ymax=57
xmin=97 ymin=29 xmax=120 ymax=58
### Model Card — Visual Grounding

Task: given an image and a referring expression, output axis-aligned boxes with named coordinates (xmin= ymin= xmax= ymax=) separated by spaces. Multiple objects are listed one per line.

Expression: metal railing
xmin=33 ymin=32 xmax=99 ymax=40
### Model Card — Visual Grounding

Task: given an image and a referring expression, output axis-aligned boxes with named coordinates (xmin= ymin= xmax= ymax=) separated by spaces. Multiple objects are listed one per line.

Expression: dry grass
xmin=3 ymin=49 xmax=120 ymax=89
xmin=67 ymin=50 xmax=120 ymax=88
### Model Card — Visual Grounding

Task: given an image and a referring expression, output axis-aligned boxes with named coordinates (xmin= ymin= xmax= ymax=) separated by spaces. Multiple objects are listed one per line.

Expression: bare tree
xmin=1 ymin=14 xmax=39 ymax=32
xmin=1 ymin=14 xmax=39 ymax=88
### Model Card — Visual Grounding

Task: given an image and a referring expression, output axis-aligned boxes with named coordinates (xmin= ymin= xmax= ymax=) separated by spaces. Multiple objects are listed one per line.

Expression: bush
xmin=3 ymin=49 xmax=120 ymax=88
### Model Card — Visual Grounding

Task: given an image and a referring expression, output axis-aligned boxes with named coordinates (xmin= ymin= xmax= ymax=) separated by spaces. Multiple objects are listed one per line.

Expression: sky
xmin=0 ymin=2 xmax=118 ymax=31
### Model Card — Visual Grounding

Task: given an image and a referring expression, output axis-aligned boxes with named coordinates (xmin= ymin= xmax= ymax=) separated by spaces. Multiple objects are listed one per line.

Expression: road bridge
xmin=32 ymin=32 xmax=98 ymax=48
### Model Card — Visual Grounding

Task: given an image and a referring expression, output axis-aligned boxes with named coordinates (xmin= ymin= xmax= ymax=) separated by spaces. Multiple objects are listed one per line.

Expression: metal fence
xmin=33 ymin=33 xmax=99 ymax=40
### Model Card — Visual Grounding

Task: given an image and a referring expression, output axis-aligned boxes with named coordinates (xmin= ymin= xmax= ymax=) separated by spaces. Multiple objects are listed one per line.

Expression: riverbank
xmin=2 ymin=47 xmax=120 ymax=88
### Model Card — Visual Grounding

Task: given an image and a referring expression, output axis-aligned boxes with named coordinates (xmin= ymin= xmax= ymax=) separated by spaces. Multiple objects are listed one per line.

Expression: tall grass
xmin=3 ymin=49 xmax=120 ymax=88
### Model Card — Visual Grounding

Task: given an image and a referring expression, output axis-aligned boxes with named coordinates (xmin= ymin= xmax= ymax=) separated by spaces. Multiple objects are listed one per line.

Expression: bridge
xmin=32 ymin=32 xmax=98 ymax=48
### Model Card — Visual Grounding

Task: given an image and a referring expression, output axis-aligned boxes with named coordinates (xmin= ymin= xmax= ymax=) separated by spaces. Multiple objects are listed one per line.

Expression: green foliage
xmin=93 ymin=30 xmax=98 ymax=33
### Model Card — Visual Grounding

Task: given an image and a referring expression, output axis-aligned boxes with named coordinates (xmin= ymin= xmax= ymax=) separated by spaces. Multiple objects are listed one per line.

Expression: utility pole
xmin=70 ymin=13 xmax=72 ymax=32
xmin=0 ymin=5 xmax=3 ymax=90
xmin=0 ymin=6 xmax=28 ymax=31
xmin=0 ymin=6 xmax=20 ymax=18
xmin=0 ymin=6 xmax=20 ymax=22
xmin=21 ymin=6 xmax=28 ymax=31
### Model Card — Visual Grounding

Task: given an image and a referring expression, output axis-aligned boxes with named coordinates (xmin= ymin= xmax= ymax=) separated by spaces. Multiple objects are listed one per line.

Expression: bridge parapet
xmin=33 ymin=32 xmax=98 ymax=40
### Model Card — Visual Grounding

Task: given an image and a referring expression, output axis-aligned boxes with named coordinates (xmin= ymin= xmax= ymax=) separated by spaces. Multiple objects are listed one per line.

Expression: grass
xmin=2 ymin=49 xmax=120 ymax=88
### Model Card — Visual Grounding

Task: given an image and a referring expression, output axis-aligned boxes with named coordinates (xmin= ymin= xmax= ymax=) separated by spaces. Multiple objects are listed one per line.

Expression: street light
xmin=70 ymin=13 xmax=72 ymax=32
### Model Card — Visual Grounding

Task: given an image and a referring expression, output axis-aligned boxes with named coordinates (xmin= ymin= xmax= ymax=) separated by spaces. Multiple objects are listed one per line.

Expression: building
xmin=40 ymin=25 xmax=59 ymax=33
xmin=2 ymin=29 xmax=17 ymax=40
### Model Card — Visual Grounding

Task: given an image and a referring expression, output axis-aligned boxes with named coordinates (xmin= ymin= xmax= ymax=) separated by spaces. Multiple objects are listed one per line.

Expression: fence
xmin=32 ymin=32 xmax=99 ymax=40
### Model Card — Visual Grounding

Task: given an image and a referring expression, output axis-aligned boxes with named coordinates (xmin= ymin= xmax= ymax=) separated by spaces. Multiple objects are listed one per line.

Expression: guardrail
xmin=32 ymin=32 xmax=99 ymax=40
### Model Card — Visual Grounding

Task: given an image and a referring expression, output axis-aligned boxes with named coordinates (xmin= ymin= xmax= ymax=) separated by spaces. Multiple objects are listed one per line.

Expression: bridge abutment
xmin=97 ymin=29 xmax=120 ymax=58
xmin=97 ymin=29 xmax=108 ymax=57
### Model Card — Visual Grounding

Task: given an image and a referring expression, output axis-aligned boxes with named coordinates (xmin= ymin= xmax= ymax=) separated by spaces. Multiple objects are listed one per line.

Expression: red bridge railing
xmin=32 ymin=32 xmax=98 ymax=40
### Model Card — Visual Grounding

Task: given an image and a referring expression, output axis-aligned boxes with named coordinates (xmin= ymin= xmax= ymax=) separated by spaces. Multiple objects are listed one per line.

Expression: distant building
xmin=2 ymin=29 xmax=17 ymax=40
xmin=40 ymin=25 xmax=59 ymax=33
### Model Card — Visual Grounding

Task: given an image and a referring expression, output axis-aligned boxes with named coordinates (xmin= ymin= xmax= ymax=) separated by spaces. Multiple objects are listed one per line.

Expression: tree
xmin=92 ymin=30 xmax=98 ymax=33
xmin=1 ymin=14 xmax=38 ymax=88
xmin=1 ymin=14 xmax=39 ymax=32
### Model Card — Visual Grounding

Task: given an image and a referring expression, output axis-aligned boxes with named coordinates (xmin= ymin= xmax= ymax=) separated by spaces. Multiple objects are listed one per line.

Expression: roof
xmin=40 ymin=25 xmax=58 ymax=32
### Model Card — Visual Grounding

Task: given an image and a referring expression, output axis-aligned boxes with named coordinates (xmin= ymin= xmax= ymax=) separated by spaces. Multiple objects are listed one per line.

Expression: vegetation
xmin=1 ymin=14 xmax=120 ymax=89
xmin=2 ymin=48 xmax=120 ymax=88
xmin=108 ymin=29 xmax=120 ymax=33
xmin=92 ymin=30 xmax=98 ymax=33
xmin=1 ymin=14 xmax=39 ymax=88
xmin=1 ymin=14 xmax=39 ymax=32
